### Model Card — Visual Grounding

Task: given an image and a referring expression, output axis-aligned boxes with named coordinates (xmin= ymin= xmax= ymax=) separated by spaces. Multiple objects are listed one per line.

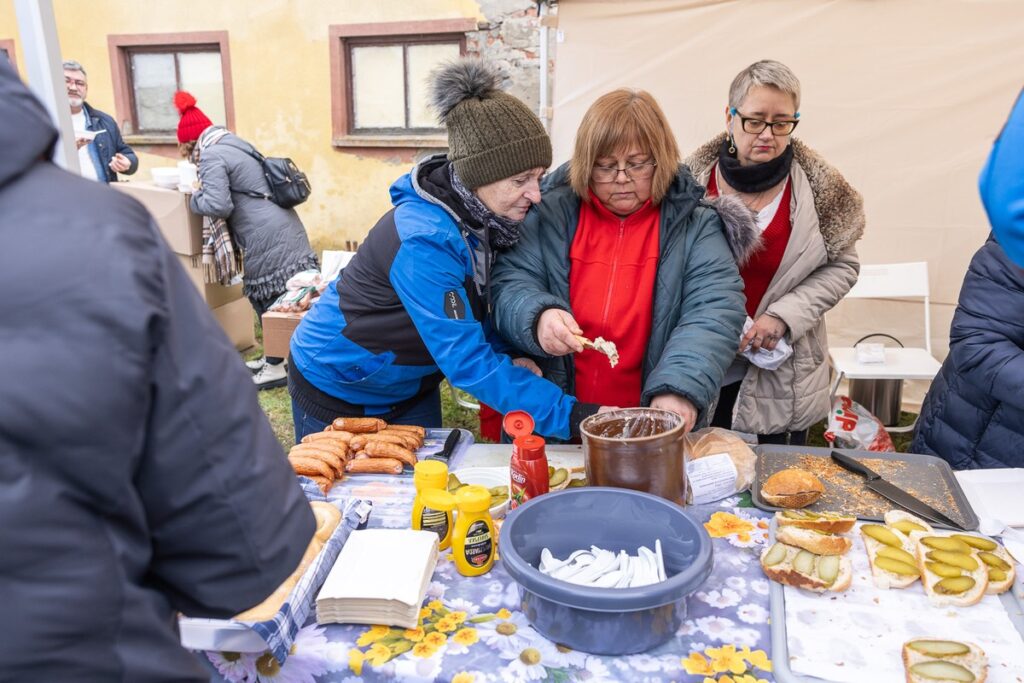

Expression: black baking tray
xmin=751 ymin=445 xmax=978 ymax=530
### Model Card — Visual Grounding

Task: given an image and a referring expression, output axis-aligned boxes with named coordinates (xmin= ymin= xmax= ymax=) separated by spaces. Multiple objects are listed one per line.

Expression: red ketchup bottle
xmin=504 ymin=410 xmax=549 ymax=510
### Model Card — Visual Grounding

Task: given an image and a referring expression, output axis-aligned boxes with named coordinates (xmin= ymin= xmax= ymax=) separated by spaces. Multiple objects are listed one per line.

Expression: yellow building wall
xmin=0 ymin=0 xmax=483 ymax=252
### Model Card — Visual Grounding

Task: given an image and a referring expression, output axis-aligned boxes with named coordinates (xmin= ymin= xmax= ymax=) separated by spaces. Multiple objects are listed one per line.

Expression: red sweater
xmin=569 ymin=193 xmax=660 ymax=407
xmin=708 ymin=167 xmax=792 ymax=316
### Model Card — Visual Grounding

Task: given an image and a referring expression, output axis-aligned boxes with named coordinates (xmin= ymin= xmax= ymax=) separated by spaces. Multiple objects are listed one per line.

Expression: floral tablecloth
xmin=200 ymin=474 xmax=776 ymax=683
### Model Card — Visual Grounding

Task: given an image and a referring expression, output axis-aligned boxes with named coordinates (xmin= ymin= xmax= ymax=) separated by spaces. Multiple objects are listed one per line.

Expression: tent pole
xmin=15 ymin=0 xmax=79 ymax=173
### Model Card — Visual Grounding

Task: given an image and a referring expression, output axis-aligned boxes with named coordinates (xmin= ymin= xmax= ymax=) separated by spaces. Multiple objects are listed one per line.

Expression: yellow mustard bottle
xmin=411 ymin=461 xmax=453 ymax=550
xmin=452 ymin=485 xmax=496 ymax=576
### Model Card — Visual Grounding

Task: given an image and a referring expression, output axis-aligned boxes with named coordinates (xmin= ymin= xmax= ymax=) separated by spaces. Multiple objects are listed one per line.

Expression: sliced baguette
xmin=910 ymin=530 xmax=989 ymax=607
xmin=945 ymin=532 xmax=1016 ymax=595
xmin=861 ymin=522 xmax=922 ymax=590
xmin=776 ymin=525 xmax=852 ymax=555
xmin=902 ymin=638 xmax=987 ymax=683
xmin=760 ymin=541 xmax=852 ymax=592
xmin=775 ymin=509 xmax=856 ymax=534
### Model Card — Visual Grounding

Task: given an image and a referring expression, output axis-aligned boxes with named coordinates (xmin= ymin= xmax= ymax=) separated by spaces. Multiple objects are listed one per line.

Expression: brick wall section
xmin=466 ymin=0 xmax=556 ymax=120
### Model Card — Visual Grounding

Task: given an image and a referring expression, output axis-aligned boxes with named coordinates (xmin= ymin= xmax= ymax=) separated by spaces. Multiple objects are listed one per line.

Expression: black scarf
xmin=718 ymin=138 xmax=793 ymax=194
xmin=448 ymin=165 xmax=522 ymax=250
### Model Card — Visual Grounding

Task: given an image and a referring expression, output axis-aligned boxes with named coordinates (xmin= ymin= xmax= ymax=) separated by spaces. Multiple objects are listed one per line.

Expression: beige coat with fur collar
xmin=685 ymin=134 xmax=865 ymax=434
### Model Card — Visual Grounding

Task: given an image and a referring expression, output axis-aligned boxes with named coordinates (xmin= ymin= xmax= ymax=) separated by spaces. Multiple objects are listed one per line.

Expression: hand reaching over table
xmin=537 ymin=308 xmax=585 ymax=355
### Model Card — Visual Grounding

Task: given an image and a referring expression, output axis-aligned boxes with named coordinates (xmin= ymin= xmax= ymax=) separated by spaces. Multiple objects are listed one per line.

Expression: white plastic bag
xmin=824 ymin=395 xmax=896 ymax=452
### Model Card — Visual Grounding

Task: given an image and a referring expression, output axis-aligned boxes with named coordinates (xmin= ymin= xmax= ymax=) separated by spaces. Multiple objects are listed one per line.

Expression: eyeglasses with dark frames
xmin=730 ymin=107 xmax=800 ymax=136
xmin=591 ymin=160 xmax=657 ymax=183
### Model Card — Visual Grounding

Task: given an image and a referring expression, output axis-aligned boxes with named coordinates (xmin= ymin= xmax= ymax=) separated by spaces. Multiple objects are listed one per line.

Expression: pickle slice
xmin=978 ymin=551 xmax=1011 ymax=571
xmin=934 ymin=576 xmax=976 ymax=595
xmin=906 ymin=639 xmax=971 ymax=657
xmin=567 ymin=477 xmax=588 ymax=488
xmin=549 ymin=468 xmax=568 ymax=487
xmin=877 ymin=546 xmax=917 ymax=565
xmin=988 ymin=567 xmax=1008 ymax=582
xmin=920 ymin=536 xmax=972 ymax=554
xmin=782 ymin=510 xmax=811 ymax=519
xmin=892 ymin=520 xmax=928 ymax=534
xmin=926 ymin=550 xmax=979 ymax=571
xmin=793 ymin=550 xmax=815 ymax=575
xmin=908 ymin=661 xmax=975 ymax=682
xmin=862 ymin=524 xmax=903 ymax=548
xmin=875 ymin=556 xmax=920 ymax=576
xmin=952 ymin=534 xmax=998 ymax=552
xmin=763 ymin=543 xmax=787 ymax=567
xmin=817 ymin=555 xmax=840 ymax=585
xmin=925 ymin=562 xmax=964 ymax=579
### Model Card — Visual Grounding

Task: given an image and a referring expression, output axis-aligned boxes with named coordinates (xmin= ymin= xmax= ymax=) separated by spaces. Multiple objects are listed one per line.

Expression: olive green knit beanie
xmin=430 ymin=59 xmax=552 ymax=189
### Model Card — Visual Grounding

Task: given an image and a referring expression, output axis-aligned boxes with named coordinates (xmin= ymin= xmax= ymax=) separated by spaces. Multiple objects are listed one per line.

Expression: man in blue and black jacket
xmin=288 ymin=60 xmax=608 ymax=440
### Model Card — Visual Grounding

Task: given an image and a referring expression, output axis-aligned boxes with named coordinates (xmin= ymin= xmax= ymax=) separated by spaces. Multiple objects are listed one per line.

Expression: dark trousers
xmin=711 ymin=381 xmax=808 ymax=446
xmin=250 ymin=295 xmax=284 ymax=365
xmin=291 ymin=388 xmax=443 ymax=444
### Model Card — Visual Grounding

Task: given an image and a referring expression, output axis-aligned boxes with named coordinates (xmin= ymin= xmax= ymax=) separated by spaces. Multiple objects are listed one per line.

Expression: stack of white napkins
xmin=316 ymin=529 xmax=439 ymax=629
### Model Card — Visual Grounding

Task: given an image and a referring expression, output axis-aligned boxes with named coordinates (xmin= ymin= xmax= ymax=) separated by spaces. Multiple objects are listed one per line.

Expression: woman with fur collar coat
xmin=685 ymin=60 xmax=865 ymax=443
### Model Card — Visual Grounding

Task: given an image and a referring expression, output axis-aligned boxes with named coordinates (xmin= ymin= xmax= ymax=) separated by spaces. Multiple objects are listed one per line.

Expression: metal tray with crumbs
xmin=751 ymin=445 xmax=978 ymax=530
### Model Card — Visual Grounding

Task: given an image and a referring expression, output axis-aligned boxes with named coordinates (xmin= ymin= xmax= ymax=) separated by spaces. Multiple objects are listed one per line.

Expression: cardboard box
xmin=176 ymin=254 xmax=244 ymax=309
xmin=261 ymin=311 xmax=306 ymax=359
xmin=113 ymin=181 xmax=203 ymax=255
xmin=212 ymin=298 xmax=256 ymax=351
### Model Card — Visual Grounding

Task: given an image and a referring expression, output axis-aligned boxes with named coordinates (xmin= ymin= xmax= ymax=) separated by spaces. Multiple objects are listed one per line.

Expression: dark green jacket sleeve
xmin=642 ymin=207 xmax=745 ymax=419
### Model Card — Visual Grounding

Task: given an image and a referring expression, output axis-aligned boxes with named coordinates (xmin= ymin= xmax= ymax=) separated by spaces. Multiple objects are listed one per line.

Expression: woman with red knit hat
xmin=176 ymin=91 xmax=318 ymax=389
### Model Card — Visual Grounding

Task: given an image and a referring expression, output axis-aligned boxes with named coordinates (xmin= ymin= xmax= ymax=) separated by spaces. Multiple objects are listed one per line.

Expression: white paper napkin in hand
xmin=740 ymin=316 xmax=793 ymax=370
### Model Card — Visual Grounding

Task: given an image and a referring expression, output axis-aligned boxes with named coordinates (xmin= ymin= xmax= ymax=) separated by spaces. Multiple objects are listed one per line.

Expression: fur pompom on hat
xmin=430 ymin=59 xmax=551 ymax=189
xmin=174 ymin=90 xmax=213 ymax=144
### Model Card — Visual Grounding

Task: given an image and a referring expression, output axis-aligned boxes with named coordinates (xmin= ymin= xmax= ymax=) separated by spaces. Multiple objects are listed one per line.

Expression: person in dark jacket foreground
xmin=289 ymin=59 xmax=612 ymax=440
xmin=910 ymin=237 xmax=1024 ymax=469
xmin=491 ymin=88 xmax=750 ymax=433
xmin=0 ymin=60 xmax=314 ymax=681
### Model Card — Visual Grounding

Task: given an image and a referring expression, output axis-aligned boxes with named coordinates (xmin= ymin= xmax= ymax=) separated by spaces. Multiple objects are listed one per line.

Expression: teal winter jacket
xmin=491 ymin=163 xmax=753 ymax=425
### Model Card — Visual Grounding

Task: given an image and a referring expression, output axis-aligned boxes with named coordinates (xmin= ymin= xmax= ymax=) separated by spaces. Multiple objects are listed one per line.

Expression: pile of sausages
xmin=287 ymin=417 xmax=425 ymax=493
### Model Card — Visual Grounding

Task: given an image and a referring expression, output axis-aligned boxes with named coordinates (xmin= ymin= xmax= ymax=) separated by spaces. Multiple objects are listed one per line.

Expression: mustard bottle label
xmin=462 ymin=520 xmax=493 ymax=567
xmin=420 ymin=507 xmax=449 ymax=540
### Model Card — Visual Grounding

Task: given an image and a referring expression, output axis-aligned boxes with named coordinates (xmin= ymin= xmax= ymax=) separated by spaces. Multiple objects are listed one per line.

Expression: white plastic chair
xmin=828 ymin=262 xmax=943 ymax=432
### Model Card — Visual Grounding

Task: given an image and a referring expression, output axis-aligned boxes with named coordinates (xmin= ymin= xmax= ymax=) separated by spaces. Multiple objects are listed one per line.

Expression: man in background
xmin=64 ymin=59 xmax=137 ymax=182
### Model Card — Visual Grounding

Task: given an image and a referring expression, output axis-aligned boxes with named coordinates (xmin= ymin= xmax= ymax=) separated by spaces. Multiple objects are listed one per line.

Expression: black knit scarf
xmin=718 ymin=138 xmax=794 ymax=194
xmin=448 ymin=165 xmax=522 ymax=249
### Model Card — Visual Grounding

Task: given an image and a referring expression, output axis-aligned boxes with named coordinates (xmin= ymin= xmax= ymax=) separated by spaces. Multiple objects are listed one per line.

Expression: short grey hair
xmin=728 ymin=60 xmax=800 ymax=112
xmin=62 ymin=60 xmax=87 ymax=77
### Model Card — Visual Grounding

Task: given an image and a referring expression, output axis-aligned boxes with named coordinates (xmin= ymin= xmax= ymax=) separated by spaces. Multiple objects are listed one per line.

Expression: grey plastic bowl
xmin=498 ymin=487 xmax=713 ymax=655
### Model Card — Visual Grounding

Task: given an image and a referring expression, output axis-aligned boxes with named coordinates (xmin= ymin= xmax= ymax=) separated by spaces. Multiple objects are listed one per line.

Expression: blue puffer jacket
xmin=490 ymin=162 xmax=749 ymax=424
xmin=289 ymin=155 xmax=586 ymax=439
xmin=911 ymin=237 xmax=1024 ymax=468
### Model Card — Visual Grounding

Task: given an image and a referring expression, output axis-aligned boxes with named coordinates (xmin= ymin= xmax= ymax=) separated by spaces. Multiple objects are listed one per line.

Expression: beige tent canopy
xmin=549 ymin=0 xmax=1024 ymax=405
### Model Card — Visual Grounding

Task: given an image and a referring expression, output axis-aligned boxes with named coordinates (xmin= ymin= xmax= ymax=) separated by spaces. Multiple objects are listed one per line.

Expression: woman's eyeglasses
xmin=591 ymin=160 xmax=657 ymax=183
xmin=730 ymin=107 xmax=800 ymax=136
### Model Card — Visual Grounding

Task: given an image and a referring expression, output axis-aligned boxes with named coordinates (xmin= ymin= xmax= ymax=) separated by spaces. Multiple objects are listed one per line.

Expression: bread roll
xmin=760 ymin=468 xmax=824 ymax=508
xmin=776 ymin=509 xmax=856 ymax=534
xmin=759 ymin=541 xmax=852 ymax=592
xmin=902 ymin=639 xmax=987 ymax=683
xmin=776 ymin=526 xmax=852 ymax=555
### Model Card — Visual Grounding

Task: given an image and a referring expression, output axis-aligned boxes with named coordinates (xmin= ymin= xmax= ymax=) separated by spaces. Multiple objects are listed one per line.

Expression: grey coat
xmin=491 ymin=162 xmax=750 ymax=424
xmin=0 ymin=61 xmax=314 ymax=682
xmin=686 ymin=135 xmax=865 ymax=433
xmin=190 ymin=131 xmax=318 ymax=302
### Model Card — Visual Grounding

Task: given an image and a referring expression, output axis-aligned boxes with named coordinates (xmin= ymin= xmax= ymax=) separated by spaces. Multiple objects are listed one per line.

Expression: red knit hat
xmin=174 ymin=91 xmax=213 ymax=143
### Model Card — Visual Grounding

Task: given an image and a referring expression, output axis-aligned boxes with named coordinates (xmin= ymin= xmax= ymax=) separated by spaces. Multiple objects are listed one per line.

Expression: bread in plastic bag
xmin=684 ymin=427 xmax=757 ymax=504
